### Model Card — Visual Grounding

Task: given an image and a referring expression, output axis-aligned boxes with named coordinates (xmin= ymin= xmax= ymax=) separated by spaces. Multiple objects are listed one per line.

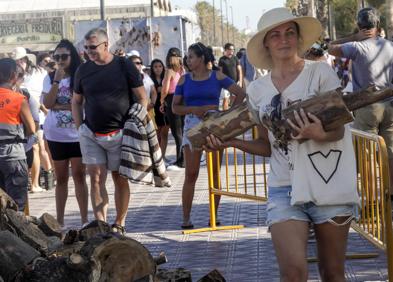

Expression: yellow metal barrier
xmin=351 ymin=129 xmax=393 ymax=279
xmin=184 ymin=127 xmax=393 ymax=280
xmin=183 ymin=127 xmax=268 ymax=234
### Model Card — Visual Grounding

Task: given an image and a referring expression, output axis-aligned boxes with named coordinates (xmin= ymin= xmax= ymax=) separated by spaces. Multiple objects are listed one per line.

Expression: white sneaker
xmin=30 ymin=186 xmax=44 ymax=193
xmin=166 ymin=165 xmax=181 ymax=171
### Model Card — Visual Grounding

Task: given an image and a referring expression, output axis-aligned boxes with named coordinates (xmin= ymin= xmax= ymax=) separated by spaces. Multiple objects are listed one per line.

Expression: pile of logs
xmin=0 ymin=189 xmax=226 ymax=282
xmin=0 ymin=188 xmax=158 ymax=281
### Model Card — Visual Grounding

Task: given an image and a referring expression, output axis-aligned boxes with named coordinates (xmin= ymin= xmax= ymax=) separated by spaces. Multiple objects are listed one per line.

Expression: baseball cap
xmin=12 ymin=47 xmax=28 ymax=60
xmin=168 ymin=47 xmax=181 ymax=57
xmin=126 ymin=50 xmax=140 ymax=58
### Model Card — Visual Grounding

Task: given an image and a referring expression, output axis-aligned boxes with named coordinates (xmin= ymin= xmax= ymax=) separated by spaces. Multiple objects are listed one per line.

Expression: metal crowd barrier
xmin=183 ymin=127 xmax=268 ymax=234
xmin=351 ymin=129 xmax=393 ymax=279
xmin=184 ymin=127 xmax=393 ymax=280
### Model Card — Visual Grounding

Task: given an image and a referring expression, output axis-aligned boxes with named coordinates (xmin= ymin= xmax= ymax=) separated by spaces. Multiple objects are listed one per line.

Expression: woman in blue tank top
xmin=173 ymin=42 xmax=246 ymax=229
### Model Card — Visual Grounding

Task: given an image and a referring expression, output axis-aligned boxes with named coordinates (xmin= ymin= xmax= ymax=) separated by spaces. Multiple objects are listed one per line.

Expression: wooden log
xmin=153 ymin=252 xmax=168 ymax=266
xmin=0 ymin=188 xmax=18 ymax=211
xmin=67 ymin=253 xmax=90 ymax=272
xmin=79 ymin=233 xmax=156 ymax=282
xmin=0 ymin=230 xmax=40 ymax=281
xmin=187 ymin=101 xmax=255 ymax=150
xmin=79 ymin=219 xmax=111 ymax=241
xmin=50 ymin=241 xmax=85 ymax=257
xmin=187 ymin=86 xmax=393 ymax=151
xmin=342 ymin=86 xmax=393 ymax=111
xmin=63 ymin=220 xmax=111 ymax=245
xmin=17 ymin=256 xmax=91 ymax=282
xmin=5 ymin=208 xmax=61 ymax=255
xmin=155 ymin=268 xmax=192 ymax=282
xmin=197 ymin=269 xmax=226 ymax=282
xmin=38 ymin=213 xmax=62 ymax=238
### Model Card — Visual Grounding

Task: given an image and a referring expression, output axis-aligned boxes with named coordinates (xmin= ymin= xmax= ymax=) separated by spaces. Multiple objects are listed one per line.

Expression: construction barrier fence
xmin=351 ymin=129 xmax=393 ymax=279
xmin=184 ymin=127 xmax=393 ymax=280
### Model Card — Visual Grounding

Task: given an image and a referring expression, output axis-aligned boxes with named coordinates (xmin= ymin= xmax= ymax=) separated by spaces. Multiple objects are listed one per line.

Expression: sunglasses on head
xmin=84 ymin=42 xmax=106 ymax=50
xmin=53 ymin=54 xmax=70 ymax=61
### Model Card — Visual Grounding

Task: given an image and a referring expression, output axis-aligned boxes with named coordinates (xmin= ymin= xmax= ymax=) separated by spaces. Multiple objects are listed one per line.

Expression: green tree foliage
xmin=285 ymin=0 xmax=388 ymax=39
xmin=332 ymin=0 xmax=357 ymax=37
xmin=194 ymin=1 xmax=250 ymax=49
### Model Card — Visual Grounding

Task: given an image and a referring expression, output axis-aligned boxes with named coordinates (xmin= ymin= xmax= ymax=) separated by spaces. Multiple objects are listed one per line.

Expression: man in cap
xmin=72 ymin=28 xmax=147 ymax=234
xmin=328 ymin=7 xmax=393 ymax=201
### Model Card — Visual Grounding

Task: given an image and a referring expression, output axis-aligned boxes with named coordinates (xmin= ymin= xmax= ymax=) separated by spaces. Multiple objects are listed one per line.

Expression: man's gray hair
xmin=84 ymin=28 xmax=108 ymax=41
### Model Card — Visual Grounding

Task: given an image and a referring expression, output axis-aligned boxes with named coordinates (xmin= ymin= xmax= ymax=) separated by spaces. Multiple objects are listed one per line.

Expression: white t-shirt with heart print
xmin=247 ymin=60 xmax=359 ymax=205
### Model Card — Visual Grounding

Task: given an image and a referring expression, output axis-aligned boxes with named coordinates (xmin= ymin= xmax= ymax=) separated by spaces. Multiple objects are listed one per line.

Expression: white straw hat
xmin=246 ymin=8 xmax=322 ymax=70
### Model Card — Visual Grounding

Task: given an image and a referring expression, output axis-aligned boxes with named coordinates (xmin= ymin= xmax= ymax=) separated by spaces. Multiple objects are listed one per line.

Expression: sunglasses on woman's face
xmin=133 ymin=61 xmax=142 ymax=65
xmin=53 ymin=54 xmax=70 ymax=62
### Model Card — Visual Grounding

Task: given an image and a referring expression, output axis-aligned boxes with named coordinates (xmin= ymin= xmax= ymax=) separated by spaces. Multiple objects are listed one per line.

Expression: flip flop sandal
xmin=111 ymin=223 xmax=126 ymax=235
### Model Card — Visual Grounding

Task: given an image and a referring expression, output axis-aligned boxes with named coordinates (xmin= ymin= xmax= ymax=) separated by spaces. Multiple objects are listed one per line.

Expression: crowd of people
xmin=0 ymin=5 xmax=392 ymax=281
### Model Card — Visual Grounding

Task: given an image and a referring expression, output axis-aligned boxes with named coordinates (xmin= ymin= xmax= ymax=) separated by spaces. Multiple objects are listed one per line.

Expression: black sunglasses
xmin=270 ymin=93 xmax=282 ymax=121
xmin=133 ymin=61 xmax=142 ymax=65
xmin=53 ymin=54 xmax=70 ymax=62
xmin=84 ymin=42 xmax=106 ymax=50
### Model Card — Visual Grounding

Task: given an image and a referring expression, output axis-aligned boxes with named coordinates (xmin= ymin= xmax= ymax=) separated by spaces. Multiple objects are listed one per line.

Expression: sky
xmin=170 ymin=0 xmax=285 ymax=32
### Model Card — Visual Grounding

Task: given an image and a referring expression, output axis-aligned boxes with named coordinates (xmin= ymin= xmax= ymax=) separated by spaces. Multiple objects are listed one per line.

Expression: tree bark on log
xmin=0 ymin=188 xmax=18 ymax=211
xmin=197 ymin=269 xmax=226 ymax=282
xmin=79 ymin=233 xmax=156 ymax=282
xmin=38 ymin=213 xmax=62 ymax=238
xmin=5 ymin=208 xmax=61 ymax=255
xmin=79 ymin=219 xmax=111 ymax=241
xmin=187 ymin=102 xmax=255 ymax=150
xmin=17 ymin=256 xmax=92 ymax=282
xmin=0 ymin=230 xmax=40 ymax=281
xmin=187 ymin=86 xmax=393 ymax=151
xmin=50 ymin=241 xmax=85 ymax=257
xmin=155 ymin=268 xmax=192 ymax=282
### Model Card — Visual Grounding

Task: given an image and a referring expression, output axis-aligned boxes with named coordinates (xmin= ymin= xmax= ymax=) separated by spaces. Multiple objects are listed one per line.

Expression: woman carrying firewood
xmin=205 ymin=8 xmax=359 ymax=281
xmin=172 ymin=42 xmax=245 ymax=229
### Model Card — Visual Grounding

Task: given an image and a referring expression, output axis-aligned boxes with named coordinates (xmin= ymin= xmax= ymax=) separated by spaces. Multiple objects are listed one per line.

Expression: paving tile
xmin=28 ymin=138 xmax=390 ymax=281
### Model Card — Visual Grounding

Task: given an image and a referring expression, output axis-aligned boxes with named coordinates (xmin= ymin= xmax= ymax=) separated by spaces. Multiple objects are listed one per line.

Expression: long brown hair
xmin=165 ymin=47 xmax=182 ymax=72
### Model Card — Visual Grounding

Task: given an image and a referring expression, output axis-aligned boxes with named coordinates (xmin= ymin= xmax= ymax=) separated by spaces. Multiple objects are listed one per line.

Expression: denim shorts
xmin=266 ymin=186 xmax=357 ymax=227
xmin=182 ymin=114 xmax=202 ymax=149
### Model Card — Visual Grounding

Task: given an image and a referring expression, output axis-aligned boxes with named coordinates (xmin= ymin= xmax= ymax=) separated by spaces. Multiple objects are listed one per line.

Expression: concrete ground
xmin=28 ymin=139 xmax=390 ymax=281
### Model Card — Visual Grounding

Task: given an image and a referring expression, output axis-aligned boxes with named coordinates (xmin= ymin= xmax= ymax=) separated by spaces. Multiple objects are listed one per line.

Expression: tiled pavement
xmin=28 ymin=140 xmax=390 ymax=281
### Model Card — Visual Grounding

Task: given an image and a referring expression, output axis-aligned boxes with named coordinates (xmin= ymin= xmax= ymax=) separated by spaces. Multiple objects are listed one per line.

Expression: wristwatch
xmin=53 ymin=80 xmax=60 ymax=84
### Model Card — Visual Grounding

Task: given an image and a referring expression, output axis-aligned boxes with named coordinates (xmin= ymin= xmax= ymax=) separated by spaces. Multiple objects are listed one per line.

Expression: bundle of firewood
xmin=187 ymin=86 xmax=393 ymax=152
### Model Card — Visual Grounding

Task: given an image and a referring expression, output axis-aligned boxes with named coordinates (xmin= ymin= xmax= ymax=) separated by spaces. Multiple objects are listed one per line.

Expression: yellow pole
xmin=207 ymin=152 xmax=217 ymax=228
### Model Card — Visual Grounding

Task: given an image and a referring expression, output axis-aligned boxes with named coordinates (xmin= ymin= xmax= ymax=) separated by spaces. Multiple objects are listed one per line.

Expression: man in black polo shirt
xmin=72 ymin=28 xmax=147 ymax=234
xmin=218 ymin=43 xmax=243 ymax=109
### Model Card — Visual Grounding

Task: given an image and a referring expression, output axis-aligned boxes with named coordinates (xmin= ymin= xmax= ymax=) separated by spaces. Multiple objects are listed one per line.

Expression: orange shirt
xmin=0 ymin=87 xmax=25 ymax=126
